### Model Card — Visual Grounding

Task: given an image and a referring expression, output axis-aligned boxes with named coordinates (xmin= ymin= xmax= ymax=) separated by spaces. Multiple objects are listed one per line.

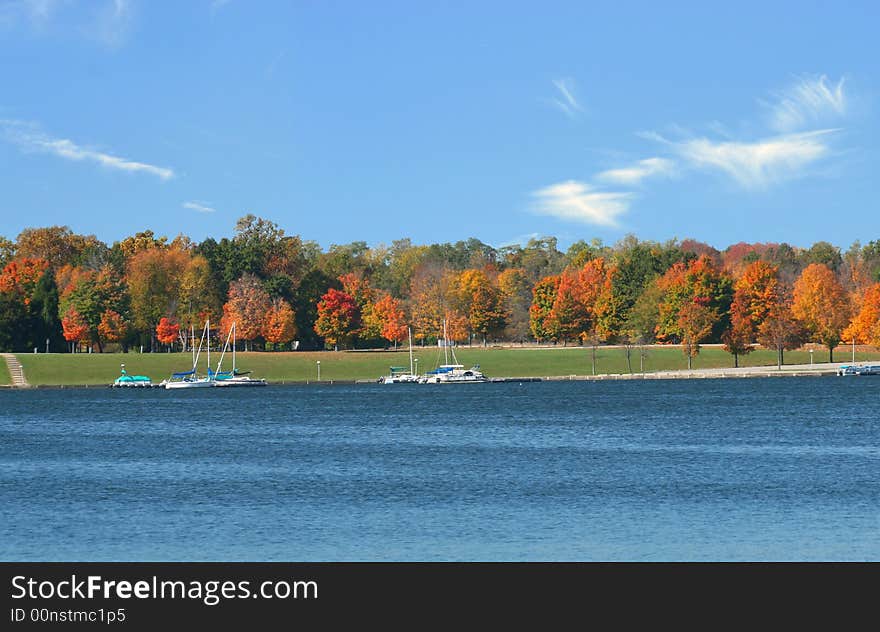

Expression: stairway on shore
xmin=1 ymin=353 xmax=29 ymax=387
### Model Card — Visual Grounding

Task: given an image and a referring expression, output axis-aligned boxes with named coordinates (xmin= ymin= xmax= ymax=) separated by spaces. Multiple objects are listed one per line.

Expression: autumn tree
xmin=409 ymin=263 xmax=453 ymax=343
xmin=340 ymin=272 xmax=378 ymax=342
xmin=61 ymin=306 xmax=90 ymax=353
xmin=453 ymin=269 xmax=506 ymax=345
xmin=725 ymin=261 xmax=781 ymax=366
xmin=843 ymin=283 xmax=880 ymax=349
xmin=792 ymin=263 xmax=850 ymax=362
xmin=529 ymin=275 xmax=560 ymax=342
xmin=757 ymin=291 xmax=804 ymax=369
xmin=98 ymin=310 xmax=129 ymax=348
xmin=656 ymin=255 xmax=732 ymax=344
xmin=15 ymin=226 xmax=102 ymax=269
xmin=155 ymin=317 xmax=180 ymax=351
xmin=178 ymin=254 xmax=220 ymax=332
xmin=497 ymin=268 xmax=532 ymax=342
xmin=547 ymin=270 xmax=588 ymax=345
xmin=56 ymin=265 xmax=126 ymax=352
xmin=262 ymin=298 xmax=297 ymax=350
xmin=314 ymin=288 xmax=359 ymax=350
xmin=220 ymin=274 xmax=272 ymax=350
xmin=126 ymin=247 xmax=191 ymax=350
xmin=678 ymin=296 xmax=719 ymax=369
xmin=0 ymin=258 xmax=50 ymax=299
xmin=370 ymin=293 xmax=408 ymax=348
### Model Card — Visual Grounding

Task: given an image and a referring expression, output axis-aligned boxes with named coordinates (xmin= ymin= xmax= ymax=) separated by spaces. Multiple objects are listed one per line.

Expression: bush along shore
xmin=5 ymin=345 xmax=879 ymax=387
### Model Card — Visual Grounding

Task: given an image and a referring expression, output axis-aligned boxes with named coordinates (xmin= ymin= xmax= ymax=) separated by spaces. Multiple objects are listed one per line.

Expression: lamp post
xmin=809 ymin=349 xmax=813 ymax=366
xmin=316 ymin=360 xmax=321 ymax=382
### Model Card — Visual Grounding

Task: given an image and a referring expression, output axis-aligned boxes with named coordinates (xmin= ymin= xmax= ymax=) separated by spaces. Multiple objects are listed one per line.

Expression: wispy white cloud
xmin=1 ymin=119 xmax=174 ymax=180
xmin=547 ymin=78 xmax=583 ymax=118
xmin=532 ymin=181 xmax=630 ymax=227
xmin=670 ymin=130 xmax=836 ymax=189
xmin=0 ymin=0 xmax=134 ymax=47
xmin=596 ymin=157 xmax=676 ymax=185
xmin=767 ymin=75 xmax=847 ymax=133
xmin=182 ymin=201 xmax=216 ymax=213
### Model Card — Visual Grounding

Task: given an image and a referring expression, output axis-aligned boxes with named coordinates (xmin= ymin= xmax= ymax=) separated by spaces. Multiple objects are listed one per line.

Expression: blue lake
xmin=1 ymin=378 xmax=877 ymax=560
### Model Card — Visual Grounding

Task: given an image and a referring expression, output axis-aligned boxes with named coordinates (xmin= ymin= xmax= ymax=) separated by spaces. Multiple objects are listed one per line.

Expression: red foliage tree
xmin=61 ymin=306 xmax=89 ymax=352
xmin=155 ymin=317 xmax=180 ymax=349
xmin=314 ymin=288 xmax=360 ymax=349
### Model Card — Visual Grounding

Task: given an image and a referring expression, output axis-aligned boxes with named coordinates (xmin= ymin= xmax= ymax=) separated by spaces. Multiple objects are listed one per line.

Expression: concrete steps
xmin=1 ymin=353 xmax=29 ymax=387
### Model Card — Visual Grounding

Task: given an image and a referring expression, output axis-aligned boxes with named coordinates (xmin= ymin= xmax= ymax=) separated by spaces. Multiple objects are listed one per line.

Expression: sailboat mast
xmin=191 ymin=323 xmax=196 ymax=371
xmin=206 ymin=319 xmax=210 ymax=377
xmin=232 ymin=322 xmax=236 ymax=374
xmin=408 ymin=326 xmax=413 ymax=375
xmin=443 ymin=318 xmax=449 ymax=365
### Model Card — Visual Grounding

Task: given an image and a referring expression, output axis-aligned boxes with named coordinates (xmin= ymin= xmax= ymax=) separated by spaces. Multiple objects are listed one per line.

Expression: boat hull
xmin=213 ymin=378 xmax=267 ymax=387
xmin=164 ymin=380 xmax=214 ymax=389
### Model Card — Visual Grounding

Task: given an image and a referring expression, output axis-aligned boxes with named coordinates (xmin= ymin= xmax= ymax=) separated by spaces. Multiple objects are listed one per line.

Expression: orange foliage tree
xmin=98 ymin=310 xmax=128 ymax=345
xmin=340 ymin=272 xmax=378 ymax=340
xmin=0 ymin=257 xmax=50 ymax=301
xmin=678 ymin=296 xmax=719 ymax=369
xmin=843 ymin=283 xmax=880 ymax=349
xmin=725 ymin=261 xmax=781 ymax=366
xmin=155 ymin=317 xmax=180 ymax=350
xmin=61 ymin=306 xmax=89 ymax=352
xmin=792 ymin=263 xmax=850 ymax=362
xmin=370 ymin=293 xmax=408 ymax=348
xmin=262 ymin=299 xmax=297 ymax=349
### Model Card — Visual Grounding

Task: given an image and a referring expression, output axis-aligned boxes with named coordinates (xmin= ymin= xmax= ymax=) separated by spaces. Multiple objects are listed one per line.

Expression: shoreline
xmin=0 ymin=362 xmax=849 ymax=389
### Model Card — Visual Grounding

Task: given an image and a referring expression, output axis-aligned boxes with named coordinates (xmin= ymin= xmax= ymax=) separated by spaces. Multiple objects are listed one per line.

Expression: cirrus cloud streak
xmin=532 ymin=181 xmax=630 ymax=227
xmin=1 ymin=119 xmax=174 ymax=180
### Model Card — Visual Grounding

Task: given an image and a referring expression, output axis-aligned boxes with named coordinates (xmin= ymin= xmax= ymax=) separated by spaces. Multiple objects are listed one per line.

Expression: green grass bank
xmin=12 ymin=345 xmax=880 ymax=386
xmin=0 ymin=359 xmax=10 ymax=386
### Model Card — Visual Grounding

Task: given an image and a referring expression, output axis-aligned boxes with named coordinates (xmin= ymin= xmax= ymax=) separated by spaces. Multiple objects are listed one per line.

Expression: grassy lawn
xmin=0 ymin=359 xmax=10 ymax=385
xmin=13 ymin=344 xmax=880 ymax=386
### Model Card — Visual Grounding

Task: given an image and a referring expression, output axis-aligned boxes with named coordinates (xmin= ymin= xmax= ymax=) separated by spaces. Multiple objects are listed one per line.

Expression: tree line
xmin=1 ymin=216 xmax=879 ymax=366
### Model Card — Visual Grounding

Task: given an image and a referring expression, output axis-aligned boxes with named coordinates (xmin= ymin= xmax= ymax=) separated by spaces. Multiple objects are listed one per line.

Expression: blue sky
xmin=0 ymin=1 xmax=877 ymax=251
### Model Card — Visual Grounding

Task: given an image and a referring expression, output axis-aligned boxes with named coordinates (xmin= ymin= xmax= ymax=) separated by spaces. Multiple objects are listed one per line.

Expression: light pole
xmin=809 ymin=349 xmax=813 ymax=366
xmin=316 ymin=360 xmax=321 ymax=382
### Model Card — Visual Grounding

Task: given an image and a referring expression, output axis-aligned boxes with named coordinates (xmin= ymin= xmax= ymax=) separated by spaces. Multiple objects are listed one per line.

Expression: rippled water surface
xmin=1 ymin=378 xmax=877 ymax=560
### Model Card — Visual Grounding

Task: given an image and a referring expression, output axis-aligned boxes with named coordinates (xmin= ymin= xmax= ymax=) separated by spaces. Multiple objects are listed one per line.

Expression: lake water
xmin=1 ymin=378 xmax=877 ymax=561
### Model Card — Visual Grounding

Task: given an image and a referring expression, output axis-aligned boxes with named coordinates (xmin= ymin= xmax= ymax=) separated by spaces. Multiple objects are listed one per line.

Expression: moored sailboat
xmin=418 ymin=319 xmax=488 ymax=384
xmin=162 ymin=320 xmax=215 ymax=389
xmin=380 ymin=327 xmax=419 ymax=383
xmin=213 ymin=321 xmax=267 ymax=387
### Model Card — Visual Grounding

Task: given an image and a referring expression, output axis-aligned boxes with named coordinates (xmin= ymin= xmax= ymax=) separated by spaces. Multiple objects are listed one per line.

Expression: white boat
xmin=212 ymin=321 xmax=267 ymax=387
xmin=418 ymin=319 xmax=488 ymax=384
xmin=380 ymin=327 xmax=419 ymax=384
xmin=162 ymin=321 xmax=215 ymax=389
xmin=837 ymin=363 xmax=880 ymax=376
